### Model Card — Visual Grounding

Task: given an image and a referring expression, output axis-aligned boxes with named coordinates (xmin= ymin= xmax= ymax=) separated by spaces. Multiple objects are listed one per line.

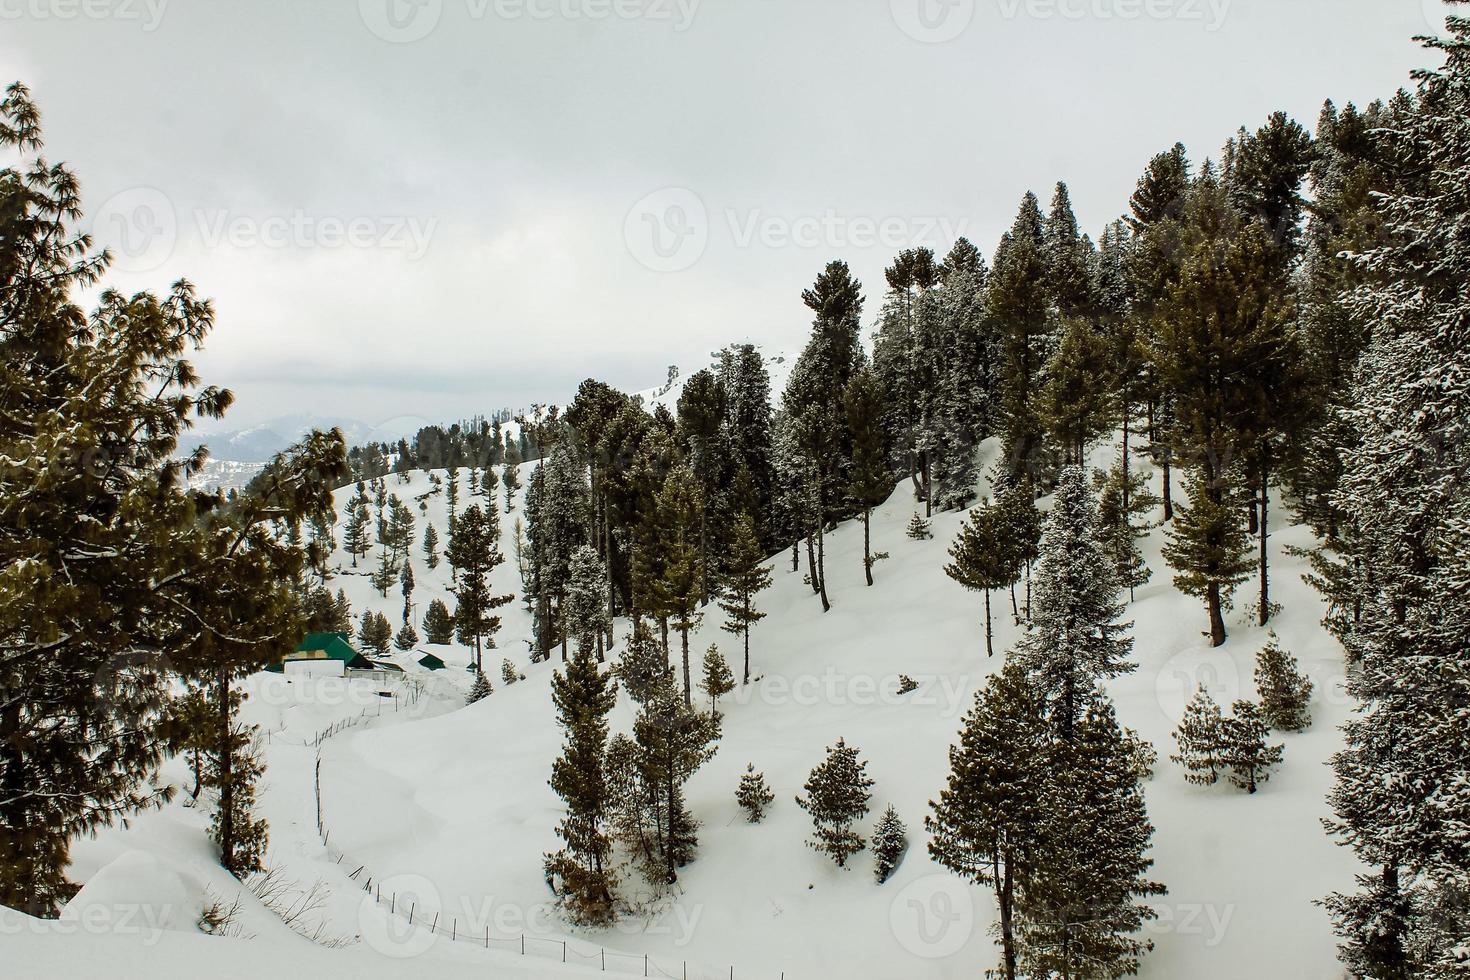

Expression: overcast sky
xmin=2 ymin=0 xmax=1448 ymax=432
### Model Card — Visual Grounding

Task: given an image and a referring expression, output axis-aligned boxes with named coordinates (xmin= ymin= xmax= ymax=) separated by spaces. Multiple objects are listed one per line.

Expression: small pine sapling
xmin=466 ymin=669 xmax=493 ymax=705
xmin=1171 ymin=686 xmax=1226 ymax=785
xmin=736 ymin=764 xmax=775 ymax=823
xmin=896 ymin=675 xmax=918 ymax=695
xmin=701 ymin=645 xmax=735 ymax=718
xmin=501 ymin=658 xmax=523 ymax=685
xmin=1223 ymin=700 xmax=1284 ymax=794
xmin=906 ymin=512 xmax=933 ymax=540
xmin=1253 ymin=634 xmax=1313 ymax=731
xmin=871 ymin=805 xmax=908 ymax=884
xmin=795 ymin=738 xmax=874 ymax=868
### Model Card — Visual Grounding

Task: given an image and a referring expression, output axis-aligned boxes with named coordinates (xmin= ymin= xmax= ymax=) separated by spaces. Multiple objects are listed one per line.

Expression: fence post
xmin=409 ymin=902 xmax=414 ymax=925
xmin=563 ymin=941 xmax=567 ymax=963
xmin=431 ymin=912 xmax=438 ymax=935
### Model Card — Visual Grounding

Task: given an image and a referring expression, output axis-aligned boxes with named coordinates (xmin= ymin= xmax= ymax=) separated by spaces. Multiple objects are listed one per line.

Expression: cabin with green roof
xmin=267 ymin=632 xmax=375 ymax=675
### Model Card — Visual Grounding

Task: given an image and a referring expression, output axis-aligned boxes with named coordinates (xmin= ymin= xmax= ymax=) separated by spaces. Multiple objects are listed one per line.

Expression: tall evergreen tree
xmin=989 ymin=193 xmax=1055 ymax=480
xmin=717 ymin=514 xmax=772 ymax=684
xmin=928 ymin=663 xmax=1051 ymax=980
xmin=844 ymin=369 xmax=889 ymax=586
xmin=543 ymin=644 xmax=618 ymax=924
xmin=945 ymin=502 xmax=1020 ymax=657
xmin=1009 ymin=467 xmax=1134 ymax=737
xmin=447 ymin=503 xmax=512 ymax=670
xmin=0 ymin=84 xmax=346 ymax=911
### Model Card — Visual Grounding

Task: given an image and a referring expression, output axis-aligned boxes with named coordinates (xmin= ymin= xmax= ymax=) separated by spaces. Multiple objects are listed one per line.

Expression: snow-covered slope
xmin=37 ymin=439 xmax=1360 ymax=980
xmin=631 ymin=346 xmax=796 ymax=414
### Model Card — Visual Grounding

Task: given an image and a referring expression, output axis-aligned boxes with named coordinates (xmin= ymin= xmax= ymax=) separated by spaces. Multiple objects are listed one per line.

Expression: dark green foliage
xmin=393 ymin=621 xmax=419 ymax=652
xmin=358 ymin=611 xmax=392 ymax=655
xmin=718 ymin=514 xmax=771 ymax=685
xmin=796 ymin=738 xmax=874 ymax=868
xmin=1254 ymin=635 xmax=1313 ymax=731
xmin=1222 ymin=700 xmax=1283 ymax=794
xmin=544 ymin=645 xmax=618 ymax=924
xmin=906 ymin=512 xmax=933 ymax=540
xmin=736 ymin=765 xmax=774 ymax=823
xmin=422 ymin=599 xmax=455 ymax=645
xmin=871 ymin=805 xmax=908 ymax=884
xmin=1162 ymin=471 xmax=1254 ymax=647
xmin=466 ymin=669 xmax=493 ymax=705
xmin=700 ymin=645 xmax=735 ymax=717
xmin=1170 ymin=686 xmax=1226 ymax=786
xmin=945 ymin=502 xmax=1020 ymax=658
xmin=845 ymin=369 xmax=889 ymax=586
xmin=447 ymin=503 xmax=512 ymax=669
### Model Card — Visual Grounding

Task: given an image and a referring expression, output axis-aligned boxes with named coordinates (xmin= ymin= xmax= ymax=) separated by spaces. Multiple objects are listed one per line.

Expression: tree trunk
xmin=742 ymin=619 xmax=751 ymax=686
xmin=804 ymin=531 xmax=819 ymax=595
xmin=216 ymin=669 xmax=235 ymax=874
xmin=1161 ymin=447 xmax=1173 ymax=522
xmin=790 ymin=539 xmax=799 ymax=573
xmin=862 ymin=509 xmax=873 ymax=587
xmin=984 ymin=589 xmax=993 ymax=658
xmin=1121 ymin=405 xmax=1130 ymax=517
xmin=1259 ymin=448 xmax=1270 ymax=627
xmin=681 ymin=626 xmax=692 ymax=708
xmin=816 ymin=523 xmax=831 ymax=613
xmin=998 ymin=852 xmax=1017 ymax=980
xmin=1207 ymin=581 xmax=1226 ymax=647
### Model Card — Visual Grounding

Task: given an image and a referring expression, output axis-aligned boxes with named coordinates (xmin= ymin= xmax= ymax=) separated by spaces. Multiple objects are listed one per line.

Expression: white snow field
xmin=20 ymin=435 xmax=1362 ymax=980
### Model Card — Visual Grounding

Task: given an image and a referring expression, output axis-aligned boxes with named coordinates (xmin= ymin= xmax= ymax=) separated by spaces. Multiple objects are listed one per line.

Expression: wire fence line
xmin=309 ymin=690 xmax=787 ymax=979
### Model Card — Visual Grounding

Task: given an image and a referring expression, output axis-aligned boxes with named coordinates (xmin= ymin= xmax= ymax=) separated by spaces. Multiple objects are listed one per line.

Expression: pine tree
xmin=543 ymin=645 xmax=618 ymax=924
xmin=871 ymin=805 xmax=908 ymax=884
xmin=423 ymin=523 xmax=440 ymax=570
xmin=927 ymin=663 xmax=1052 ymax=980
xmin=654 ymin=465 xmax=704 ymax=706
xmin=700 ymin=645 xmax=735 ymax=718
xmin=1170 ymin=686 xmax=1226 ymax=786
xmin=466 ymin=668 xmax=493 ymax=705
xmin=905 ymin=512 xmax=933 ymax=540
xmin=370 ymin=550 xmax=398 ymax=597
xmin=1095 ymin=459 xmax=1155 ymax=601
xmin=1009 ymin=466 xmax=1134 ymax=737
xmin=563 ymin=545 xmax=610 ymax=659
xmin=342 ymin=489 xmax=373 ymax=567
xmin=844 ymin=369 xmax=889 ymax=585
xmin=399 ymin=561 xmax=415 ymax=623
xmin=736 ymin=765 xmax=774 ymax=823
xmin=619 ymin=665 xmax=720 ymax=885
xmin=1162 ymin=470 xmax=1254 ymax=647
xmin=393 ymin=621 xmax=419 ymax=652
xmin=1039 ymin=315 xmax=1115 ymax=466
xmin=447 ymin=503 xmax=513 ymax=670
xmin=997 ymin=479 xmax=1043 ymax=621
xmin=422 ymin=599 xmax=455 ymax=645
xmin=1254 ymin=634 xmax=1313 ymax=731
xmin=796 ymin=738 xmax=874 ymax=868
xmin=989 ymin=192 xmax=1056 ymax=480
xmin=1222 ymin=700 xmax=1283 ymax=794
xmin=203 ymin=682 xmax=269 ymax=877
xmin=717 ymin=514 xmax=771 ymax=685
xmin=945 ymin=502 xmax=1020 ymax=658
xmin=501 ymin=658 xmax=522 ymax=685
xmin=1016 ymin=701 xmax=1165 ymax=980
